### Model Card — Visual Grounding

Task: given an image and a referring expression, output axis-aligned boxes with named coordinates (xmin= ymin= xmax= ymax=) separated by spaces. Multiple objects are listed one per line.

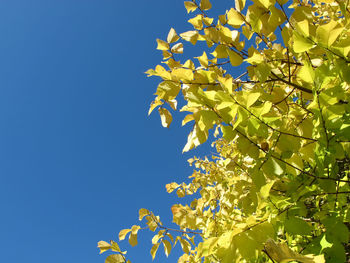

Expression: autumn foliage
xmin=99 ymin=0 xmax=350 ymax=262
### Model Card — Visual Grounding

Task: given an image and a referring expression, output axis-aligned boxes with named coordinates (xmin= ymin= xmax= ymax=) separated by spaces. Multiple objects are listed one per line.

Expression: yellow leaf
xmin=119 ymin=229 xmax=131 ymax=241
xmin=203 ymin=17 xmax=214 ymax=26
xmin=182 ymin=114 xmax=195 ymax=126
xmin=180 ymin=30 xmax=199 ymax=45
xmin=167 ymin=99 xmax=177 ymax=110
xmin=171 ymin=68 xmax=194 ymax=81
xmin=227 ymin=8 xmax=245 ymax=27
xmin=196 ymin=51 xmax=209 ymax=67
xmin=139 ymin=208 xmax=149 ymax=221
xmin=260 ymin=180 xmax=275 ymax=199
xmin=184 ymin=1 xmax=197 ymax=13
xmin=171 ymin=43 xmax=183 ymax=54
xmin=128 ymin=225 xmax=140 ymax=247
xmin=257 ymin=0 xmax=274 ymax=9
xmin=211 ymin=45 xmax=228 ymax=59
xmin=179 ymin=238 xmax=191 ymax=253
xmin=293 ymin=31 xmax=314 ymax=53
xmin=162 ymin=240 xmax=172 ymax=257
xmin=245 ymin=48 xmax=264 ymax=64
xmin=167 ymin=28 xmax=179 ymax=43
xmin=264 ymin=239 xmax=325 ymax=263
xmin=235 ymin=0 xmax=246 ymax=11
xmin=188 ymin=15 xmax=203 ymax=30
xmin=148 ymin=99 xmax=163 ymax=116
xmin=97 ymin=241 xmax=111 ymax=254
xmin=218 ymin=76 xmax=233 ymax=93
xmin=156 ymin=39 xmax=169 ymax=51
xmin=227 ymin=49 xmax=243 ymax=66
xmin=316 ymin=20 xmax=343 ymax=47
xmin=158 ymin=107 xmax=173 ymax=128
xmin=155 ymin=65 xmax=171 ymax=79
xmin=105 ymin=254 xmax=125 ymax=263
xmin=296 ymin=20 xmax=309 ymax=37
xmin=165 ymin=182 xmax=179 ymax=193
xmin=110 ymin=241 xmax=122 ymax=253
xmin=200 ymin=0 xmax=212 ymax=11
xmin=298 ymin=62 xmax=314 ymax=83
xmin=246 ymin=92 xmax=260 ymax=107
xmin=150 ymin=243 xmax=160 ymax=260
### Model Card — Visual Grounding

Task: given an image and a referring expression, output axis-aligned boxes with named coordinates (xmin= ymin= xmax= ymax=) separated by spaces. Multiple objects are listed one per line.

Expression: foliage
xmin=99 ymin=0 xmax=350 ymax=262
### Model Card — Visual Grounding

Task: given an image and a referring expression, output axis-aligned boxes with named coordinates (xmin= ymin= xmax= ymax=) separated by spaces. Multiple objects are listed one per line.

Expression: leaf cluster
xmin=100 ymin=0 xmax=350 ymax=262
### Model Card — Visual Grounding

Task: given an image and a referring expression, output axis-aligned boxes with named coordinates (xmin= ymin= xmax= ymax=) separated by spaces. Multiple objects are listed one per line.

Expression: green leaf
xmin=285 ymin=216 xmax=312 ymax=235
xmin=316 ymin=20 xmax=343 ymax=47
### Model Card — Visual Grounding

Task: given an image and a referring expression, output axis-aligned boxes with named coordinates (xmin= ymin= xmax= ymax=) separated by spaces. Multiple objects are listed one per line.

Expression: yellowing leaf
xmin=246 ymin=92 xmax=260 ymax=107
xmin=156 ymin=39 xmax=170 ymax=51
xmin=227 ymin=8 xmax=245 ymax=27
xmin=260 ymin=180 xmax=275 ymax=199
xmin=298 ymin=62 xmax=314 ymax=83
xmin=184 ymin=1 xmax=197 ymax=13
xmin=293 ymin=31 xmax=314 ymax=53
xmin=167 ymin=28 xmax=179 ymax=43
xmin=296 ymin=20 xmax=310 ymax=37
xmin=264 ymin=239 xmax=324 ymax=263
xmin=171 ymin=43 xmax=183 ymax=54
xmin=200 ymin=0 xmax=212 ymax=11
xmin=316 ymin=20 xmax=343 ymax=47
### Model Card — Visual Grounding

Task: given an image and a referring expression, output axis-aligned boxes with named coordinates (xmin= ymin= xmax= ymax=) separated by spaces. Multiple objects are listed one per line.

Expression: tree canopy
xmin=99 ymin=0 xmax=350 ymax=262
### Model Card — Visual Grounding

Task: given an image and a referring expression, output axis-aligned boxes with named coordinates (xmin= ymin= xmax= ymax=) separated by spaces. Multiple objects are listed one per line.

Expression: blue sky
xmin=0 ymin=1 xmax=236 ymax=262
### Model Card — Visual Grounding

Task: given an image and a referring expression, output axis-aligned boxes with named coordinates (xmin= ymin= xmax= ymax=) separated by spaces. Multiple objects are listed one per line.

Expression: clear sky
xmin=0 ymin=1 xmax=233 ymax=262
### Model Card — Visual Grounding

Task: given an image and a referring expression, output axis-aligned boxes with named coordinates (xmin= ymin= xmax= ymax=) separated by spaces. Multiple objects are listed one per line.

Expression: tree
xmin=98 ymin=0 xmax=350 ymax=262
